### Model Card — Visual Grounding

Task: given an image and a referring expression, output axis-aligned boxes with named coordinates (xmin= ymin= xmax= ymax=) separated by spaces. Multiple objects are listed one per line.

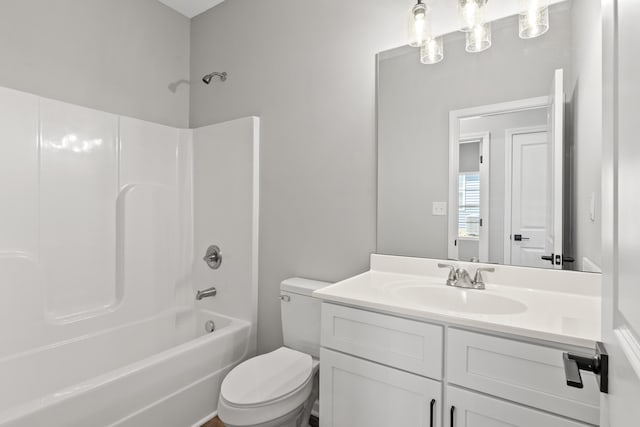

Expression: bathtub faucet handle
xmin=203 ymin=245 xmax=222 ymax=269
xmin=196 ymin=287 xmax=217 ymax=300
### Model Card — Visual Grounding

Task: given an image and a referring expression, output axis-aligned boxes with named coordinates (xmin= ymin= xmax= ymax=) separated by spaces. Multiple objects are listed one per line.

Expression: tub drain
xmin=205 ymin=320 xmax=216 ymax=333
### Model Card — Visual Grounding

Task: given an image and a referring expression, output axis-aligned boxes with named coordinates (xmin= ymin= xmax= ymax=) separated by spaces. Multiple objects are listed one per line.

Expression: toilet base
xmin=222 ymin=405 xmax=305 ymax=427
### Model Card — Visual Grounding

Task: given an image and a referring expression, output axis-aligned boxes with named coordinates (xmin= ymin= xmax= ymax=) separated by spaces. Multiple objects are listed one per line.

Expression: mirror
xmin=377 ymin=1 xmax=601 ymax=272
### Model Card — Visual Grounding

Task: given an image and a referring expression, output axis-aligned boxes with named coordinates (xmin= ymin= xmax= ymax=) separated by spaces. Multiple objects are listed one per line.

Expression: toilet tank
xmin=280 ymin=278 xmax=331 ymax=358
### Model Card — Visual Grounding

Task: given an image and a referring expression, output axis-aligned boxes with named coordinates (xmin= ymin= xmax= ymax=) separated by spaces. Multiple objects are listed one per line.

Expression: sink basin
xmin=391 ymin=282 xmax=527 ymax=315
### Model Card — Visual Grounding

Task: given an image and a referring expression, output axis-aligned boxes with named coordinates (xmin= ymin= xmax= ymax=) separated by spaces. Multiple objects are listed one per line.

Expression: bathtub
xmin=0 ymin=308 xmax=251 ymax=427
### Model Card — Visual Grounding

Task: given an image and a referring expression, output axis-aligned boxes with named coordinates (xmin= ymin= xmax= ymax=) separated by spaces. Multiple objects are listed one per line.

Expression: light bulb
xmin=408 ymin=2 xmax=429 ymax=47
xmin=414 ymin=11 xmax=425 ymax=40
xmin=519 ymin=0 xmax=549 ymax=39
xmin=465 ymin=22 xmax=492 ymax=53
xmin=458 ymin=0 xmax=487 ymax=33
xmin=462 ymin=2 xmax=478 ymax=28
xmin=420 ymin=37 xmax=444 ymax=64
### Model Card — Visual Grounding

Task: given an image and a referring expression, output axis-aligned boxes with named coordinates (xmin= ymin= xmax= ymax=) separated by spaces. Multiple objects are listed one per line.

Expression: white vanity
xmin=314 ymin=255 xmax=602 ymax=427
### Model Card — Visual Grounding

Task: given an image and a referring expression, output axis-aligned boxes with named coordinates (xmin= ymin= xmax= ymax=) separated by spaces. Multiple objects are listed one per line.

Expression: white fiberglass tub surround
xmin=0 ymin=87 xmax=259 ymax=426
xmin=0 ymin=309 xmax=250 ymax=427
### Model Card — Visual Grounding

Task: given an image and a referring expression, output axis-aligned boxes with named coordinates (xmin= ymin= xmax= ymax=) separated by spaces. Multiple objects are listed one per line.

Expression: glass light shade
xmin=420 ymin=37 xmax=444 ymax=64
xmin=408 ymin=2 xmax=429 ymax=47
xmin=457 ymin=0 xmax=487 ymax=33
xmin=519 ymin=0 xmax=549 ymax=39
xmin=465 ymin=23 xmax=492 ymax=53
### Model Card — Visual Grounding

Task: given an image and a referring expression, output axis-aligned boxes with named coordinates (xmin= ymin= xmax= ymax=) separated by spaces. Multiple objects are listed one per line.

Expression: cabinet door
xmin=447 ymin=329 xmax=599 ymax=425
xmin=321 ymin=303 xmax=443 ymax=379
xmin=445 ymin=387 xmax=591 ymax=427
xmin=320 ymin=348 xmax=441 ymax=427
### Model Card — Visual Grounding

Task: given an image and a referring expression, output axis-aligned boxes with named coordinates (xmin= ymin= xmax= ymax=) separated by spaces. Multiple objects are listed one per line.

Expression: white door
xmin=544 ymin=68 xmax=565 ymax=269
xmin=446 ymin=387 xmax=591 ymax=427
xmin=320 ymin=348 xmax=442 ymax=427
xmin=601 ymin=0 xmax=640 ymax=425
xmin=508 ymin=130 xmax=550 ymax=268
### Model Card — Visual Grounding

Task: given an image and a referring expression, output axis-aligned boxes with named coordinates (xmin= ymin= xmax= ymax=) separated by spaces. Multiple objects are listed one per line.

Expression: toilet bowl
xmin=218 ymin=348 xmax=319 ymax=427
xmin=218 ymin=278 xmax=329 ymax=427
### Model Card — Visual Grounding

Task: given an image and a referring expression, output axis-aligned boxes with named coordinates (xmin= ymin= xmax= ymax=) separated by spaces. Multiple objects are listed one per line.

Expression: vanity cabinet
xmin=320 ymin=348 xmax=442 ymax=427
xmin=319 ymin=304 xmax=598 ymax=427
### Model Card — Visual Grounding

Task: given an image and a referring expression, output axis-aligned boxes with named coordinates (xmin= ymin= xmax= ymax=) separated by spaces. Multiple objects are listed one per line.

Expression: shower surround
xmin=0 ymin=87 xmax=259 ymax=426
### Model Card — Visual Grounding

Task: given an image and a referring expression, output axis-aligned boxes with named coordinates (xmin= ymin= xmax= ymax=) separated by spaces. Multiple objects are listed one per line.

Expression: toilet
xmin=218 ymin=278 xmax=329 ymax=427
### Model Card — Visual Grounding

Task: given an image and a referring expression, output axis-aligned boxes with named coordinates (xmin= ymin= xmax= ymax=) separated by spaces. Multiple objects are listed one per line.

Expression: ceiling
xmin=157 ymin=0 xmax=225 ymax=18
xmin=158 ymin=0 xmax=568 ymax=23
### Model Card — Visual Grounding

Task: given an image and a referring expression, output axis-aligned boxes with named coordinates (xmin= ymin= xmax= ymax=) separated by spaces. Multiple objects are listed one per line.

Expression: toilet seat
xmin=218 ymin=347 xmax=315 ymax=426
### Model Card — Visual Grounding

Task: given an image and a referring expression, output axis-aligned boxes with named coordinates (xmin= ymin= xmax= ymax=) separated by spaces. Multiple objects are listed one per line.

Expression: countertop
xmin=313 ymin=256 xmax=602 ymax=349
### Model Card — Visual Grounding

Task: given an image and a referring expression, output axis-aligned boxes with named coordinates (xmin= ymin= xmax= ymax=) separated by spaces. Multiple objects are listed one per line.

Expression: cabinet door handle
xmin=450 ymin=406 xmax=455 ymax=427
xmin=429 ymin=399 xmax=436 ymax=427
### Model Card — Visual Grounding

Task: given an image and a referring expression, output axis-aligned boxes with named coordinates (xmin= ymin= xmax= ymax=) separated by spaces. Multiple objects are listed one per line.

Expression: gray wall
xmin=190 ymin=0 xmax=408 ymax=353
xmin=0 ymin=0 xmax=190 ymax=127
xmin=377 ymin=7 xmax=571 ymax=259
xmin=568 ymin=0 xmax=602 ymax=271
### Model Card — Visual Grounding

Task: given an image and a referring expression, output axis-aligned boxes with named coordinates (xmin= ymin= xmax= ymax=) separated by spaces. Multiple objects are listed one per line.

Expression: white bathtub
xmin=0 ymin=308 xmax=251 ymax=427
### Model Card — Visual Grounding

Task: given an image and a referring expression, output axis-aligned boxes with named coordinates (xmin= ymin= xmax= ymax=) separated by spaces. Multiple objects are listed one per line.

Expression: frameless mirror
xmin=377 ymin=1 xmax=601 ymax=272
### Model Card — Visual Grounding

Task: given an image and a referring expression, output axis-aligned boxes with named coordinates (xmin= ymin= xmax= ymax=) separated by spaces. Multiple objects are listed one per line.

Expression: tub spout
xmin=196 ymin=287 xmax=217 ymax=300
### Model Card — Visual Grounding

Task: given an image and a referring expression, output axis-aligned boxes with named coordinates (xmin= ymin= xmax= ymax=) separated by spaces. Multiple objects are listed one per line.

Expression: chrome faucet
xmin=437 ymin=264 xmax=495 ymax=290
xmin=196 ymin=287 xmax=217 ymax=300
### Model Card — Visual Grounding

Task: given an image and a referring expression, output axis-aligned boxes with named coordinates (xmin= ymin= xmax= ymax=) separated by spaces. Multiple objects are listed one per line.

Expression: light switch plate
xmin=432 ymin=202 xmax=447 ymax=216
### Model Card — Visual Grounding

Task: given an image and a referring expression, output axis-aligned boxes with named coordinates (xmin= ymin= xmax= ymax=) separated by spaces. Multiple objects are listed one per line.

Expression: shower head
xmin=203 ymin=72 xmax=227 ymax=84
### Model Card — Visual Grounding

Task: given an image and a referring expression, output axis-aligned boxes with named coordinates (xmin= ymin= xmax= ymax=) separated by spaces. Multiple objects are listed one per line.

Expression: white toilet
xmin=218 ymin=278 xmax=329 ymax=427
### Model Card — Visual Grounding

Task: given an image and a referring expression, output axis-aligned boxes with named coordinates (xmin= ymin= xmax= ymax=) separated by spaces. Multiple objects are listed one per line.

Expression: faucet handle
xmin=438 ymin=263 xmax=458 ymax=285
xmin=438 ymin=263 xmax=456 ymax=276
xmin=473 ymin=267 xmax=495 ymax=286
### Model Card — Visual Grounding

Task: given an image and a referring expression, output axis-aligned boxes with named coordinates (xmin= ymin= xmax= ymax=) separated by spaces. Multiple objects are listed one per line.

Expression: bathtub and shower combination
xmin=0 ymin=87 xmax=260 ymax=426
xmin=0 ymin=310 xmax=251 ymax=426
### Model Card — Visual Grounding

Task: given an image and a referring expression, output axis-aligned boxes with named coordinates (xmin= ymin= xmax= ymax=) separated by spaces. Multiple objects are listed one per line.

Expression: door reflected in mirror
xmin=449 ymin=95 xmax=557 ymax=269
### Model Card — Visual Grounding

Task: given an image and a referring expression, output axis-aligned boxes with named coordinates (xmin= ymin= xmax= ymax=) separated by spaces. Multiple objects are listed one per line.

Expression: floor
xmin=201 ymin=416 xmax=225 ymax=427
xmin=202 ymin=415 xmax=319 ymax=427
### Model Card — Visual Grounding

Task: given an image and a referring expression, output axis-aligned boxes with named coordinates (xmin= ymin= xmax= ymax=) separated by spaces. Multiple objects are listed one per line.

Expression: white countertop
xmin=313 ymin=255 xmax=602 ymax=349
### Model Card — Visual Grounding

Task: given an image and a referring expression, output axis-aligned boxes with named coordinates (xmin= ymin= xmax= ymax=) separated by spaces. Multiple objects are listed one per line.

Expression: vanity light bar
xmin=407 ymin=0 xmax=550 ymax=65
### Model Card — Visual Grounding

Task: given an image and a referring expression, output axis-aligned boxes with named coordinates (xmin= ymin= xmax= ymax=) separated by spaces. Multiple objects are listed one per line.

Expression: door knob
xmin=563 ymin=341 xmax=608 ymax=393
xmin=513 ymin=234 xmax=530 ymax=241
xmin=541 ymin=254 xmax=555 ymax=264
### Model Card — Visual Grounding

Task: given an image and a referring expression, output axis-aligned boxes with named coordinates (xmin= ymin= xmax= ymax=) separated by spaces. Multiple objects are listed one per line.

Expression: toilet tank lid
xmin=280 ymin=277 xmax=331 ymax=296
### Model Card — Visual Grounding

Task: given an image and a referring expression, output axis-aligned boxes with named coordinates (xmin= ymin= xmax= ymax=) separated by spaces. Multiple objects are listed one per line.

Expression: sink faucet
xmin=196 ymin=286 xmax=217 ymax=300
xmin=437 ymin=264 xmax=495 ymax=290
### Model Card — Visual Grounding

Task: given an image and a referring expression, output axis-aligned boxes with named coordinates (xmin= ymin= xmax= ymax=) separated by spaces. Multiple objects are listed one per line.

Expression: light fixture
xmin=465 ymin=23 xmax=492 ymax=53
xmin=404 ymin=0 xmax=549 ymax=64
xmin=408 ymin=0 xmax=429 ymax=47
xmin=420 ymin=37 xmax=444 ymax=64
xmin=519 ymin=0 xmax=549 ymax=39
xmin=457 ymin=0 xmax=487 ymax=33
